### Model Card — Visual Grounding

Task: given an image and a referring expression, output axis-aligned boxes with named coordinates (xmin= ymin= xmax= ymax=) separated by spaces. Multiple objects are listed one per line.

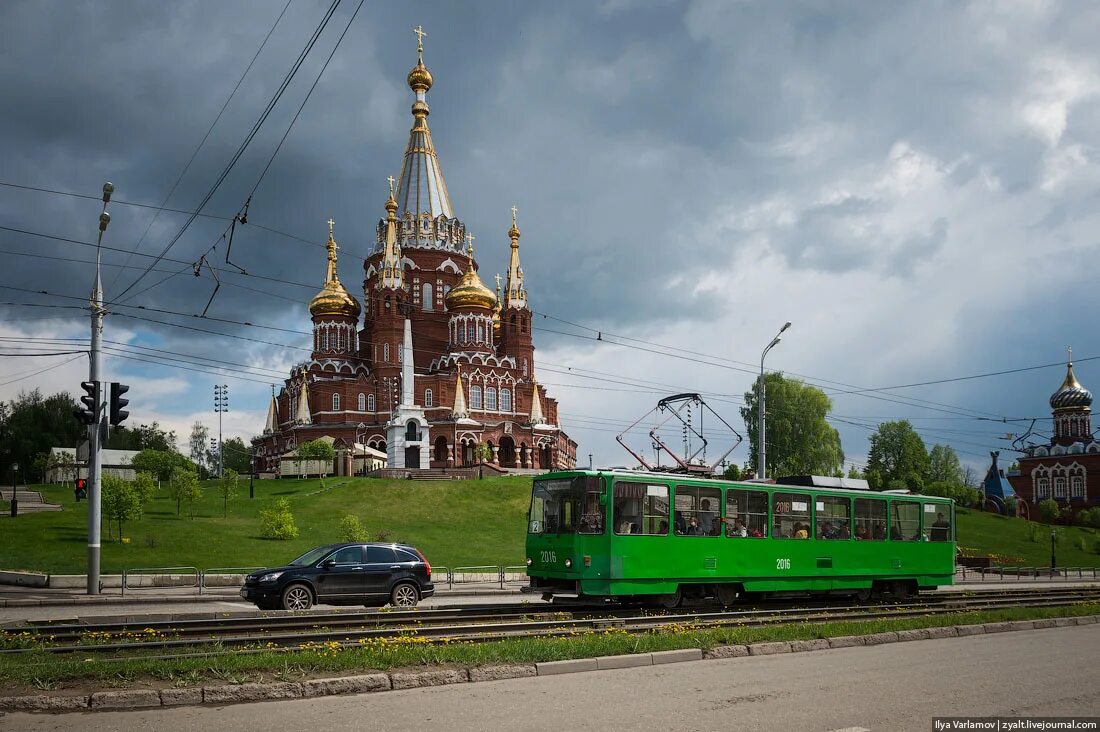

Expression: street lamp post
xmin=1051 ymin=528 xmax=1057 ymax=574
xmin=9 ymin=463 xmax=17 ymax=517
xmin=757 ymin=322 xmax=791 ymax=480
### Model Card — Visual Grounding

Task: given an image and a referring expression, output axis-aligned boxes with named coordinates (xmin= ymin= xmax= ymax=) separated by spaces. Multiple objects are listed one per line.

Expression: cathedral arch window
xmin=322 ymin=330 xmax=329 ymax=351
xmin=523 ymin=316 xmax=529 ymax=333
xmin=423 ymin=283 xmax=433 ymax=311
xmin=367 ymin=394 xmax=376 ymax=412
xmin=478 ymin=322 xmax=485 ymax=343
xmin=425 ymin=389 xmax=433 ymax=407
xmin=332 ymin=394 xmax=340 ymax=411
xmin=470 ymin=386 xmax=482 ymax=410
xmin=1071 ymin=476 xmax=1085 ymax=498
xmin=486 ymin=386 xmax=498 ymax=411
xmin=522 ymin=358 xmax=528 ymax=377
xmin=1036 ymin=477 xmax=1050 ymax=498
xmin=358 ymin=393 xmax=365 ymax=411
xmin=1054 ymin=477 xmax=1067 ymax=499
xmin=500 ymin=388 xmax=512 ymax=412
xmin=383 ymin=343 xmax=390 ymax=362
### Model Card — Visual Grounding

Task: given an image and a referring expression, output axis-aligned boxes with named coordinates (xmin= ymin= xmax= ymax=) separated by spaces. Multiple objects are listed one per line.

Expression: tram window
xmin=530 ymin=476 xmax=601 ymax=535
xmin=854 ymin=498 xmax=886 ymax=541
xmin=891 ymin=501 xmax=921 ymax=541
xmin=773 ymin=493 xmax=812 ymax=539
xmin=579 ymin=483 xmax=605 ymax=535
xmin=927 ymin=504 xmax=952 ymax=542
xmin=725 ymin=489 xmax=767 ymax=538
xmin=673 ymin=485 xmax=722 ymax=536
xmin=614 ymin=481 xmax=669 ymax=535
xmin=816 ymin=496 xmax=851 ymax=540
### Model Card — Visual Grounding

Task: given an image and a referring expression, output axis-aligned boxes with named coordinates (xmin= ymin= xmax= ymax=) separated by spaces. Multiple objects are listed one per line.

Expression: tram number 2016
xmin=776 ymin=558 xmax=791 ymax=570
xmin=540 ymin=550 xmax=557 ymax=564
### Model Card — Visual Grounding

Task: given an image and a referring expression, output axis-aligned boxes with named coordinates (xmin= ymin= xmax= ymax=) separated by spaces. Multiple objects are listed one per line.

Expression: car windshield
xmin=530 ymin=475 xmax=603 ymax=535
xmin=289 ymin=546 xmax=334 ymax=566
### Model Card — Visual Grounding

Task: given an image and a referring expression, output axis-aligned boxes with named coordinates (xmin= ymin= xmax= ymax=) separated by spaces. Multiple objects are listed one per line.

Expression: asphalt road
xmin=5 ymin=624 xmax=1097 ymax=731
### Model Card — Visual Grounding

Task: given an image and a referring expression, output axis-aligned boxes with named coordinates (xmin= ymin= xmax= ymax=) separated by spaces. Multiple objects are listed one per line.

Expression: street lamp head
xmin=769 ymin=337 xmax=781 ymax=350
xmin=781 ymin=321 xmax=792 ymax=333
xmin=102 ymin=182 xmax=114 ymax=203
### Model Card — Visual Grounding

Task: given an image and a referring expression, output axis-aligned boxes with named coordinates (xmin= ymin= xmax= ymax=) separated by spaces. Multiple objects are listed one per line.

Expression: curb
xmin=1 ymin=615 xmax=1095 ymax=714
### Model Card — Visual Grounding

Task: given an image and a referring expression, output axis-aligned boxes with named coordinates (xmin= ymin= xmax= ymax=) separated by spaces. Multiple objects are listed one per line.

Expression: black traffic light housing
xmin=74 ymin=478 xmax=87 ymax=502
xmin=74 ymin=381 xmax=99 ymax=426
xmin=109 ymin=382 xmax=129 ymax=427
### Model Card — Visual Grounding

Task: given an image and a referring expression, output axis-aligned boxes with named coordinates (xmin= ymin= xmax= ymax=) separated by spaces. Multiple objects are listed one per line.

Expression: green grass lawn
xmin=1 ymin=479 xmax=1098 ymax=574
xmin=0 ymin=476 xmax=532 ymax=575
xmin=954 ymin=507 xmax=1100 ymax=567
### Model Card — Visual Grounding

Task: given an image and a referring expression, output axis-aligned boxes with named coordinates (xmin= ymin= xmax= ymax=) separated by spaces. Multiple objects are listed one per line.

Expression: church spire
xmin=296 ymin=378 xmax=312 ymax=424
xmin=504 ymin=205 xmax=527 ymax=309
xmin=452 ymin=365 xmax=468 ymax=419
xmin=529 ymin=381 xmax=544 ymax=426
xmin=264 ymin=390 xmax=278 ymax=434
xmin=396 ymin=26 xmax=454 ymax=219
xmin=379 ymin=177 xmax=404 ymax=290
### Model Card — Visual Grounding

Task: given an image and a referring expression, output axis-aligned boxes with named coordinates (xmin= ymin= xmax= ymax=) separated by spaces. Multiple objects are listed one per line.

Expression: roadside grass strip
xmin=0 ymin=602 xmax=1096 ymax=696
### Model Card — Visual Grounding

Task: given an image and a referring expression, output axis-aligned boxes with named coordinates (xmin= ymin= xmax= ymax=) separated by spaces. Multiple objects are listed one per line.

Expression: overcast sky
xmin=1 ymin=0 xmax=1098 ymax=473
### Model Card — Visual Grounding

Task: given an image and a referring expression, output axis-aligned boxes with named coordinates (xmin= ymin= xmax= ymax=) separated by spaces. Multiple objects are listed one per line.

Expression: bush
xmin=339 ymin=514 xmax=368 ymax=542
xmin=1038 ymin=499 xmax=1061 ymax=524
xmin=1083 ymin=507 xmax=1100 ymax=530
xmin=1076 ymin=536 xmax=1088 ymax=552
xmin=1025 ymin=522 xmax=1043 ymax=543
xmin=102 ymin=474 xmax=143 ymax=541
xmin=132 ymin=472 xmax=157 ymax=505
xmin=260 ymin=498 xmax=299 ymax=540
xmin=1093 ymin=538 xmax=1100 ymax=555
xmin=1004 ymin=496 xmax=1018 ymax=516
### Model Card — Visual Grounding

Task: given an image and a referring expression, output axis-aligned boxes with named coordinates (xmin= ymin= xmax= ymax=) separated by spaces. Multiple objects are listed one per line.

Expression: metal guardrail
xmin=431 ymin=566 xmax=452 ymax=590
xmin=121 ymin=566 xmax=199 ymax=596
xmin=501 ymin=565 xmax=528 ymax=589
xmin=956 ymin=565 xmax=1100 ymax=581
xmin=198 ymin=567 xmax=265 ymax=593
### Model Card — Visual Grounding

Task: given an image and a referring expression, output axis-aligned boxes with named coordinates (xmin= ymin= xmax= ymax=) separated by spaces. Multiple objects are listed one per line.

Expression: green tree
xmin=297 ymin=440 xmax=335 ymax=487
xmin=102 ymin=474 xmax=142 ymax=542
xmin=1038 ymin=498 xmax=1061 ymax=524
xmin=189 ymin=422 xmax=211 ymax=479
xmin=132 ymin=471 xmax=157 ymax=506
xmin=218 ymin=469 xmax=238 ymax=519
xmin=740 ymin=373 xmax=845 ymax=478
xmin=926 ymin=444 xmax=963 ymax=485
xmin=866 ymin=420 xmax=929 ymax=490
xmin=167 ymin=468 xmax=201 ymax=517
xmin=220 ymin=437 xmax=252 ymax=474
xmin=847 ymin=465 xmax=863 ymax=480
xmin=45 ymin=449 xmax=79 ymax=484
xmin=721 ymin=463 xmax=741 ymax=481
xmin=476 ymin=442 xmax=493 ymax=479
xmin=260 ymin=498 xmax=299 ymax=540
xmin=339 ymin=514 xmax=369 ymax=542
xmin=131 ymin=449 xmax=194 ymax=488
xmin=0 ymin=390 xmax=85 ymax=484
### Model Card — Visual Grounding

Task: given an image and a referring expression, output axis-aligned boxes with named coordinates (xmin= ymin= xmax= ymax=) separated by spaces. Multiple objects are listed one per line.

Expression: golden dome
xmin=309 ymin=221 xmax=361 ymax=319
xmin=310 ymin=279 xmax=361 ymax=319
xmin=407 ymin=61 xmax=433 ymax=93
xmin=446 ymin=266 xmax=497 ymax=311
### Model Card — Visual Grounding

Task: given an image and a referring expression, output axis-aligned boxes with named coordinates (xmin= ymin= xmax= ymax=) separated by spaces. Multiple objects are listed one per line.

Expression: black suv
xmin=240 ymin=542 xmax=434 ymax=611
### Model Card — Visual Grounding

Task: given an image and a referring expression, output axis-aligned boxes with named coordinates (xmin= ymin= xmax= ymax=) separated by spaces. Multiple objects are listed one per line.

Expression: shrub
xmin=101 ymin=474 xmax=143 ymax=542
xmin=1025 ymin=522 xmax=1043 ymax=543
xmin=1003 ymin=496 xmax=1018 ymax=516
xmin=260 ymin=498 xmax=299 ymax=540
xmin=132 ymin=472 xmax=157 ymax=505
xmin=1093 ymin=538 xmax=1100 ymax=555
xmin=1038 ymin=499 xmax=1061 ymax=524
xmin=339 ymin=514 xmax=368 ymax=542
xmin=1084 ymin=507 xmax=1100 ymax=530
xmin=1076 ymin=536 xmax=1088 ymax=552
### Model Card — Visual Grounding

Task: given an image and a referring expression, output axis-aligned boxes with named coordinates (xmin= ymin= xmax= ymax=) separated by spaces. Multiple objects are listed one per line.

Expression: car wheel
xmin=390 ymin=582 xmax=419 ymax=608
xmin=282 ymin=583 xmax=313 ymax=611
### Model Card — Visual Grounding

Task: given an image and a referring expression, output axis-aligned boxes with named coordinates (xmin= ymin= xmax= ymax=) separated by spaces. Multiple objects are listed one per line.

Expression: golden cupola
xmin=446 ymin=236 xmax=497 ymax=311
xmin=309 ymin=220 xmax=361 ymax=319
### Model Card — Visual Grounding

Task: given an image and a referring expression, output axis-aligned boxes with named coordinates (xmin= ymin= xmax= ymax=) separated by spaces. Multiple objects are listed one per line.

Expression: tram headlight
xmin=526 ymin=557 xmax=533 ymax=566
xmin=564 ymin=558 xmax=573 ymax=568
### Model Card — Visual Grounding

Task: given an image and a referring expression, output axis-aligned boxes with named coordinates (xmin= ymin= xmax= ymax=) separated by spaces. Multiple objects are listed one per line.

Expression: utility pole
xmin=249 ymin=444 xmax=255 ymax=499
xmin=757 ymin=321 xmax=791 ymax=480
xmin=88 ymin=182 xmax=113 ymax=595
xmin=214 ymin=384 xmax=228 ymax=478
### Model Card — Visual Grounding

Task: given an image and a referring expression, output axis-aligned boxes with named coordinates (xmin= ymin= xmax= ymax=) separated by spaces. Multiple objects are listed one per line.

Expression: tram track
xmin=3 ymin=586 xmax=1097 ymax=663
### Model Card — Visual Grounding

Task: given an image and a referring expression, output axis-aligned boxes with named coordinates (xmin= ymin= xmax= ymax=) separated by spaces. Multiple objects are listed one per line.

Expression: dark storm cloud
xmin=2 ymin=0 xmax=1100 ymax=467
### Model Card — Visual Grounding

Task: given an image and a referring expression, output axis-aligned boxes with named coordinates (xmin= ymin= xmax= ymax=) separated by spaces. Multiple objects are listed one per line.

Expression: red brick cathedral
xmin=1008 ymin=354 xmax=1097 ymax=513
xmin=253 ymin=34 xmax=577 ymax=475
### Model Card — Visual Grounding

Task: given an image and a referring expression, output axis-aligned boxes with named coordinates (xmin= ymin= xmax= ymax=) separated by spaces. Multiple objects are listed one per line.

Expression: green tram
xmin=523 ymin=469 xmax=956 ymax=606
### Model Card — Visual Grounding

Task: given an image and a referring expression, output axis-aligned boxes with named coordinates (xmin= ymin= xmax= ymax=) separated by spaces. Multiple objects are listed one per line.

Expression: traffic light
xmin=74 ymin=478 xmax=87 ymax=502
xmin=74 ymin=381 xmax=99 ymax=426
xmin=109 ymin=382 xmax=129 ymax=427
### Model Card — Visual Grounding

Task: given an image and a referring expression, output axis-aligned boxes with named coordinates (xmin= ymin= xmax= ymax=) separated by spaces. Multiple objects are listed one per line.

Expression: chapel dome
xmin=1050 ymin=362 xmax=1092 ymax=410
xmin=446 ymin=267 xmax=497 ymax=311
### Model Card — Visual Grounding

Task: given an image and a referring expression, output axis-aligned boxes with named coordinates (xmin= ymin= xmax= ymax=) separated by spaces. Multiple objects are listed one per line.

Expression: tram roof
xmin=542 ymin=468 xmax=952 ymax=502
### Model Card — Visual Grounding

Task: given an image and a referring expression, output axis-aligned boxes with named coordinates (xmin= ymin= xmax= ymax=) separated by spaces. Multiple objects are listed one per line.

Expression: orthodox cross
xmin=387 ymin=175 xmax=396 ymax=196
xmin=495 ymin=273 xmax=502 ymax=292
xmin=465 ymin=232 xmax=475 ymax=256
xmin=414 ymin=25 xmax=427 ymax=52
xmin=511 ymin=205 xmax=518 ymax=224
xmin=1068 ymin=345 xmax=1073 ymax=363
xmin=327 ymin=218 xmax=335 ymax=237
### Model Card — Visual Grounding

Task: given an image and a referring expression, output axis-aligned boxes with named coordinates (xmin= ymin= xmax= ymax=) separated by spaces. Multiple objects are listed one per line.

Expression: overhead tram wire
xmin=0 ymin=182 xmax=321 ymax=250
xmin=105 ymin=0 xmax=295 ymax=294
xmin=116 ymin=0 xmax=364 ymax=310
xmin=0 ymin=354 xmax=86 ymax=388
xmin=112 ymin=0 xmax=343 ymax=302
